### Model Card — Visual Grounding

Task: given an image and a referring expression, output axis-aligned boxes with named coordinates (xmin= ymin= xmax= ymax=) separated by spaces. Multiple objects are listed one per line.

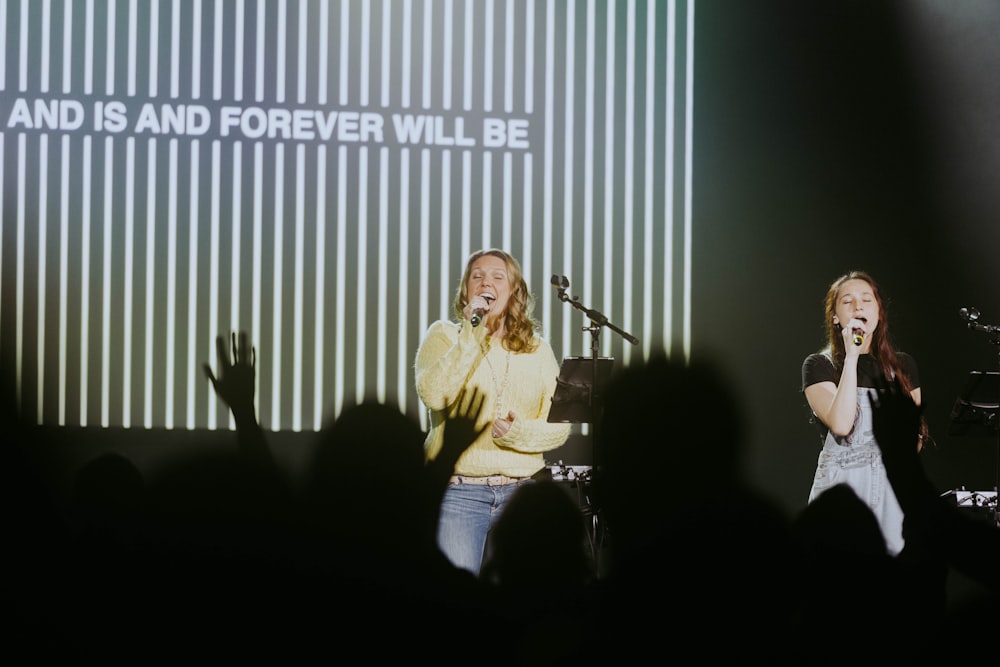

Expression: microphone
xmin=852 ymin=331 xmax=864 ymax=347
xmin=470 ymin=294 xmax=495 ymax=328
xmin=959 ymin=306 xmax=980 ymax=322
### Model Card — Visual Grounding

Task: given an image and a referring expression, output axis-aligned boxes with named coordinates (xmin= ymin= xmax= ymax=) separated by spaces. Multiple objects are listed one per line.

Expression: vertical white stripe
xmin=170 ymin=0 xmax=180 ymax=97
xmin=166 ymin=140 xmax=178 ymax=429
xmin=234 ymin=0 xmax=245 ymax=100
xmin=212 ymin=0 xmax=224 ymax=99
xmin=437 ymin=152 xmax=451 ymax=322
xmin=402 ymin=0 xmax=413 ymax=107
xmin=460 ymin=151 xmax=471 ymax=264
xmin=149 ymin=0 xmax=160 ymax=97
xmin=521 ymin=154 xmax=532 ymax=297
xmin=622 ymin=1 xmax=635 ymax=367
xmin=642 ymin=0 xmax=656 ymax=358
xmin=664 ymin=1 xmax=676 ymax=351
xmin=191 ymin=0 xmax=203 ymax=97
xmin=144 ymin=140 xmax=157 ymax=428
xmin=58 ymin=135 xmax=70 ymax=425
xmin=271 ymin=144 xmax=284 ymax=430
xmin=335 ymin=145 xmax=347 ymax=416
xmin=602 ymin=0 xmax=615 ymax=359
xmin=481 ymin=153 xmax=491 ymax=245
xmin=186 ymin=141 xmax=201 ymax=429
xmin=463 ymin=0 xmax=472 ymax=110
xmin=355 ymin=148 xmax=369 ymax=404
xmin=120 ymin=138 xmax=135 ymax=428
xmin=381 ymin=0 xmax=392 ymax=106
xmin=406 ymin=149 xmax=425 ymax=407
xmin=208 ymin=140 xmax=221 ymax=428
xmin=318 ymin=2 xmax=329 ymax=104
xmin=276 ymin=0 xmax=286 ymax=104
xmin=503 ymin=0 xmax=513 ymax=112
xmin=399 ymin=147 xmax=412 ymax=409
xmin=414 ymin=149 xmax=430 ymax=409
xmin=376 ymin=3 xmax=392 ymax=107
xmin=502 ymin=152 xmax=512 ymax=250
xmin=101 ymin=137 xmax=113 ymax=428
xmin=313 ymin=146 xmax=327 ymax=429
xmin=255 ymin=0 xmax=266 ymax=102
xmin=41 ymin=0 xmax=50 ymax=93
xmin=542 ymin=0 xmax=554 ymax=342
xmin=17 ymin=0 xmax=27 ymax=91
xmin=442 ymin=0 xmax=453 ymax=109
xmin=251 ymin=143 xmax=263 ymax=429
xmin=227 ymin=141 xmax=244 ymax=429
xmin=127 ymin=0 xmax=137 ymax=96
xmin=293 ymin=145 xmax=306 ymax=431
xmin=359 ymin=0 xmax=370 ymax=106
xmin=482 ymin=0 xmax=494 ymax=110
xmin=422 ymin=0 xmax=433 ymax=109
xmin=377 ymin=148 xmax=391 ymax=403
xmin=583 ymin=0 xmax=595 ymax=343
xmin=684 ymin=1 xmax=695 ymax=361
xmin=339 ymin=0 xmax=350 ymax=105
xmin=561 ymin=0 xmax=575 ymax=356
xmin=84 ymin=0 xmax=94 ymax=93
xmin=16 ymin=136 xmax=25 ymax=414
xmin=80 ymin=136 xmax=92 ymax=425
xmin=524 ymin=0 xmax=534 ymax=113
xmin=297 ymin=0 xmax=307 ymax=103
xmin=37 ymin=136 xmax=48 ymax=423
xmin=102 ymin=0 xmax=113 ymax=94
xmin=61 ymin=0 xmax=72 ymax=93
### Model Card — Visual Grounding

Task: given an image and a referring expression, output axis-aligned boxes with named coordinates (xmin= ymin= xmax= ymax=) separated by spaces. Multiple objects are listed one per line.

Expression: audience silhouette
xmin=5 ymin=334 xmax=997 ymax=663
xmin=589 ymin=351 xmax=794 ymax=662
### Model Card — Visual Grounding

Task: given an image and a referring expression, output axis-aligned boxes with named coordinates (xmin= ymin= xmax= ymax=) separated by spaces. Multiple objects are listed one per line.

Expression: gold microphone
xmin=852 ymin=332 xmax=864 ymax=346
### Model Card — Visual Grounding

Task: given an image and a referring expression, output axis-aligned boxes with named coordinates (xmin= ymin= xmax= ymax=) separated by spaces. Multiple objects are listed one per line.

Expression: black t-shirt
xmin=801 ymin=351 xmax=920 ymax=441
xmin=801 ymin=351 xmax=919 ymax=392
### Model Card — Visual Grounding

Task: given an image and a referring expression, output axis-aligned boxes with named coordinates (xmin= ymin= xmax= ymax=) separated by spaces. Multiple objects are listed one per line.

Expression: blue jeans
xmin=437 ymin=479 xmax=533 ymax=576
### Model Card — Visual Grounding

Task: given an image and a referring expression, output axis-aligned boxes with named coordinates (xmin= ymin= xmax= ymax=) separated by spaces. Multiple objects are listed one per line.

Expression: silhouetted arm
xmin=204 ymin=331 xmax=276 ymax=475
xmin=872 ymin=376 xmax=1000 ymax=593
xmin=422 ymin=386 xmax=487 ymax=537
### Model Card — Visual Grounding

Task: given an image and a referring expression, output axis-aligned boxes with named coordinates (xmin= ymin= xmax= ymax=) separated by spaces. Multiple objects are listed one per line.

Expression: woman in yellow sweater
xmin=414 ymin=248 xmax=571 ymax=575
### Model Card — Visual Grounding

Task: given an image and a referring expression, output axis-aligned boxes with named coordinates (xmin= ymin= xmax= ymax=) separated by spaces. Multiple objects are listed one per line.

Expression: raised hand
xmin=204 ymin=331 xmax=257 ymax=426
xmin=441 ymin=385 xmax=489 ymax=465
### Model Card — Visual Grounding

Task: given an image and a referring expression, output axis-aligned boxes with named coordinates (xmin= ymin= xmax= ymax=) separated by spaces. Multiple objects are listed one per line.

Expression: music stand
xmin=548 ymin=356 xmax=615 ymax=424
xmin=949 ymin=371 xmax=999 ymax=438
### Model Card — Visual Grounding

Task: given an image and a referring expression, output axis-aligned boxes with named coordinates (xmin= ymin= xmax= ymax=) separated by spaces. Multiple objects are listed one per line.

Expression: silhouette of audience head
xmin=305 ymin=400 xmax=426 ymax=547
xmin=590 ymin=351 xmax=793 ymax=661
xmin=594 ymin=352 xmax=751 ymax=560
xmin=481 ymin=479 xmax=595 ymax=593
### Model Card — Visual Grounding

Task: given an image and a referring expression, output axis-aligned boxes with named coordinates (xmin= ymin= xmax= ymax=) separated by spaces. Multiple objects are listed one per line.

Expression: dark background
xmin=693 ymin=0 xmax=999 ymax=515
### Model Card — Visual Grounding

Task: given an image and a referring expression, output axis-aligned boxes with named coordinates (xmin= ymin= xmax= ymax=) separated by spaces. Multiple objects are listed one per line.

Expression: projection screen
xmin=0 ymin=0 xmax=694 ymax=433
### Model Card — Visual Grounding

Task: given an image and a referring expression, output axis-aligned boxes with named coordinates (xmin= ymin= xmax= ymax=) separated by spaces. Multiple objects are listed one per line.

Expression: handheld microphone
xmin=852 ymin=331 xmax=864 ymax=347
xmin=470 ymin=294 xmax=495 ymax=328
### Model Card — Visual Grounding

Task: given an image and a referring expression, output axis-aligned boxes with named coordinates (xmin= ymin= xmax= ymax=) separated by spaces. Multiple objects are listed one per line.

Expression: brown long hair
xmin=822 ymin=270 xmax=931 ymax=444
xmin=453 ymin=248 xmax=540 ymax=353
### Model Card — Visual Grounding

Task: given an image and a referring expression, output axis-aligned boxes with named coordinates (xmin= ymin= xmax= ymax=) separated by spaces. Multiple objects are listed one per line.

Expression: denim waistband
xmin=449 ymin=474 xmax=527 ymax=486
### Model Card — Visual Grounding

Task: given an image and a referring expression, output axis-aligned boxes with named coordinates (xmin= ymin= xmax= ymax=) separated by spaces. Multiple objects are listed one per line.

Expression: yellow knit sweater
xmin=414 ymin=319 xmax=571 ymax=477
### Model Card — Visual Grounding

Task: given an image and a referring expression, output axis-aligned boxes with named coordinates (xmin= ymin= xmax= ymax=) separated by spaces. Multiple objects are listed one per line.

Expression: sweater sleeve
xmin=414 ymin=319 xmax=488 ymax=411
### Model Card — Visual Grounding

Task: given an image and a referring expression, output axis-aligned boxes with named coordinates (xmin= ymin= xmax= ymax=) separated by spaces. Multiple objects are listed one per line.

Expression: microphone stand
xmin=550 ymin=275 xmax=639 ymax=573
xmin=958 ymin=307 xmax=1000 ymax=527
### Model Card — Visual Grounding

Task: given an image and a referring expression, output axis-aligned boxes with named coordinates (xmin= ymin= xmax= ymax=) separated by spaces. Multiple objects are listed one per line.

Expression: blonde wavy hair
xmin=453 ymin=248 xmax=540 ymax=353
